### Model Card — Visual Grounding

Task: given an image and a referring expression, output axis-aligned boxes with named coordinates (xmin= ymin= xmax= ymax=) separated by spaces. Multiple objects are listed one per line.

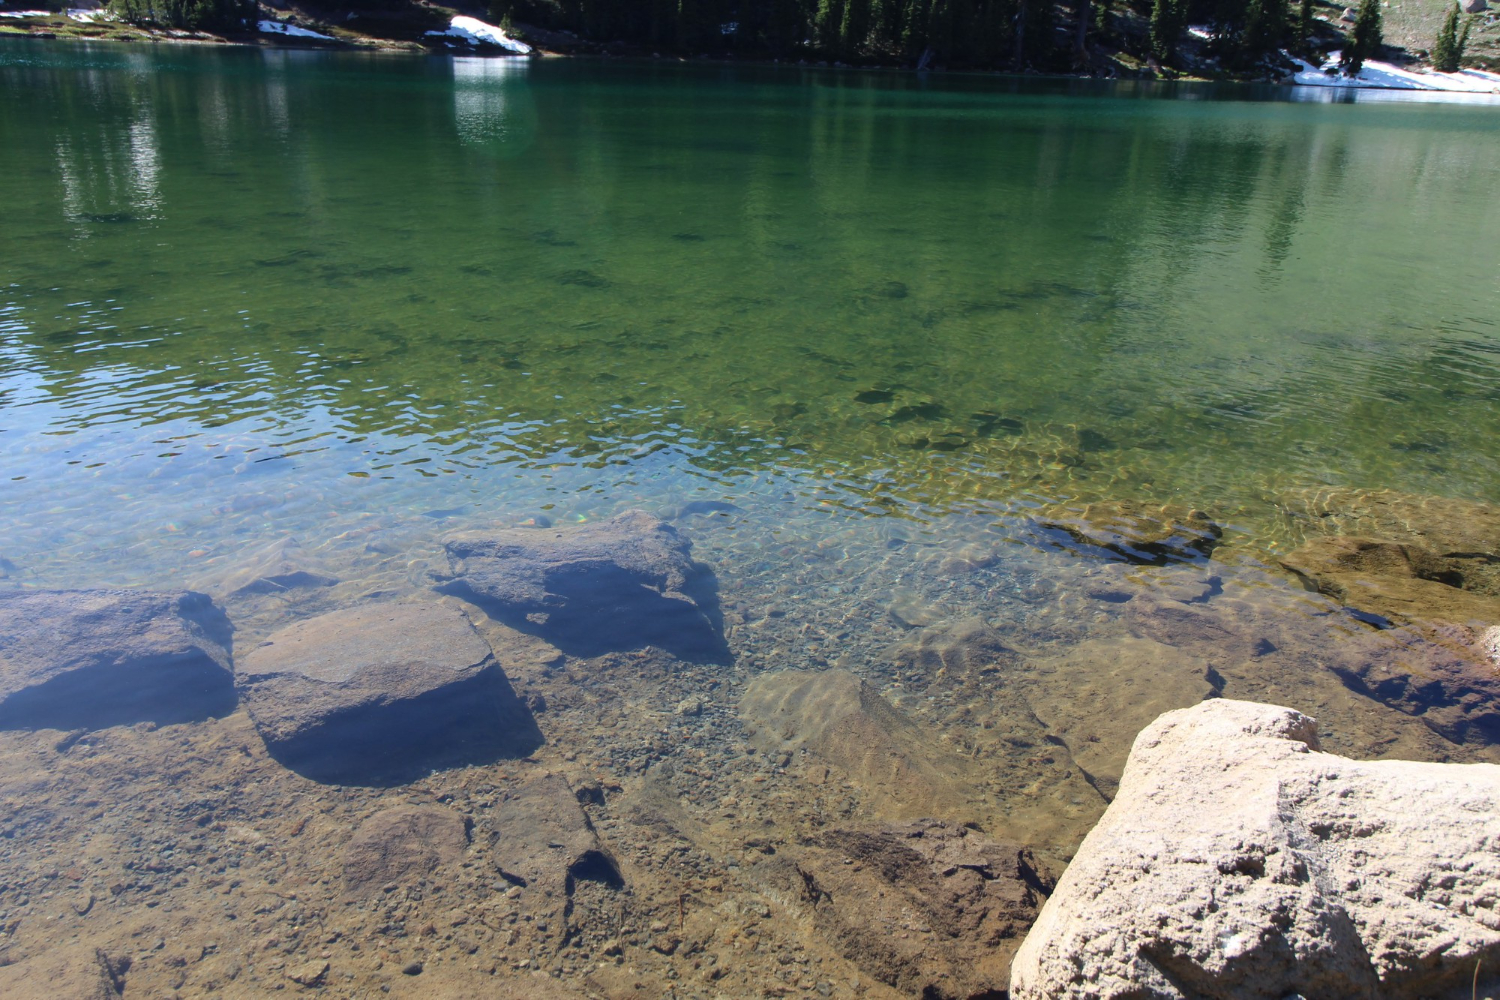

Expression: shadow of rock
xmin=437 ymin=510 xmax=729 ymax=663
xmin=0 ymin=589 xmax=235 ymax=732
xmin=236 ymin=602 xmax=542 ymax=786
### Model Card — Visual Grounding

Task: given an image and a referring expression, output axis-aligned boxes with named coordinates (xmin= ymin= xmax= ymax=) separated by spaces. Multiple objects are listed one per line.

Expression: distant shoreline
xmin=3 ymin=8 xmax=1498 ymax=98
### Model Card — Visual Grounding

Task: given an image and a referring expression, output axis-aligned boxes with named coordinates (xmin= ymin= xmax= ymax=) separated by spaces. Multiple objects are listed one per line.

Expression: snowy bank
xmin=1291 ymin=52 xmax=1500 ymax=93
xmin=425 ymin=15 xmax=531 ymax=54
xmin=258 ymin=19 xmax=336 ymax=41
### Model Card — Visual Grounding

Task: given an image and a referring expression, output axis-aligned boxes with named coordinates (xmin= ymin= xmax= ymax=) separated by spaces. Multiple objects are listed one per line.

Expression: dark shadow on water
xmin=262 ymin=667 xmax=544 ymax=787
xmin=438 ymin=563 xmax=733 ymax=665
xmin=0 ymin=653 xmax=238 ymax=733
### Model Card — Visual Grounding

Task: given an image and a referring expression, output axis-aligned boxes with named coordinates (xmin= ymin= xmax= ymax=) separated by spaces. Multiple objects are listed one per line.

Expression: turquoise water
xmin=2 ymin=44 xmax=1499 ymax=587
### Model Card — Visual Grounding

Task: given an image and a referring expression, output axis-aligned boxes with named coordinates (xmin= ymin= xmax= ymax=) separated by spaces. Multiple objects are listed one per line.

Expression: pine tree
xmin=1340 ymin=0 xmax=1380 ymax=74
xmin=1295 ymin=0 xmax=1312 ymax=52
xmin=1432 ymin=3 xmax=1460 ymax=71
xmin=1149 ymin=0 xmax=1180 ymax=61
xmin=1239 ymin=0 xmax=1286 ymax=63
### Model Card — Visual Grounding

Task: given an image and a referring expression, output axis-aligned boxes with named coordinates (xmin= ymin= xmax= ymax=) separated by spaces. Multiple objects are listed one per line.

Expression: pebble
xmin=401 ymin=960 xmax=423 ymax=975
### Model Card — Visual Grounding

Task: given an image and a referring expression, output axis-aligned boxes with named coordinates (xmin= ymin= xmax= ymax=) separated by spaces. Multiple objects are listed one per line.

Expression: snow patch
xmin=1290 ymin=52 xmax=1500 ymax=93
xmin=425 ymin=15 xmax=531 ymax=54
xmin=258 ymin=19 xmax=335 ymax=41
xmin=0 ymin=10 xmax=53 ymax=17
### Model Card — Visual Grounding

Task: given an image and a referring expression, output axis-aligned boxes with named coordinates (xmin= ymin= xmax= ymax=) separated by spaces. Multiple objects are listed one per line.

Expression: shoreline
xmin=4 ymin=7 xmax=1498 ymax=97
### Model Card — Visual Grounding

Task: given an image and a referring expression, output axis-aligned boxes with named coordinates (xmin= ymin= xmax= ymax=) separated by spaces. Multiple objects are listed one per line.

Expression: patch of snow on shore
xmin=0 ymin=10 xmax=53 ymax=16
xmin=425 ymin=15 xmax=531 ymax=54
xmin=1290 ymin=52 xmax=1500 ymax=92
xmin=258 ymin=19 xmax=335 ymax=40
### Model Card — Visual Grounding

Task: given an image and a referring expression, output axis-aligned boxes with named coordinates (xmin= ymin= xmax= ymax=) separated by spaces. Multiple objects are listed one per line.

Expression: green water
xmin=3 ymin=41 xmax=1499 ymax=585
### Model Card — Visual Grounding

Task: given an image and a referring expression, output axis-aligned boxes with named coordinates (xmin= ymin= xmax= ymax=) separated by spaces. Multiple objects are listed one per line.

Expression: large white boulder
xmin=1010 ymin=698 xmax=1500 ymax=1000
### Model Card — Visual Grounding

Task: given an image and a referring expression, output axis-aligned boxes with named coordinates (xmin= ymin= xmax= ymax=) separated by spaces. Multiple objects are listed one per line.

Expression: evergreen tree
xmin=1149 ymin=0 xmax=1180 ymax=61
xmin=1340 ymin=0 xmax=1380 ymax=74
xmin=1295 ymin=0 xmax=1312 ymax=52
xmin=1238 ymin=0 xmax=1286 ymax=62
xmin=1432 ymin=3 xmax=1460 ymax=71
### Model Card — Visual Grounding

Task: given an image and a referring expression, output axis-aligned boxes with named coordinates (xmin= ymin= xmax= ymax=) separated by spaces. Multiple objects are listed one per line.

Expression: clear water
xmin=2 ymin=39 xmax=1500 ymax=996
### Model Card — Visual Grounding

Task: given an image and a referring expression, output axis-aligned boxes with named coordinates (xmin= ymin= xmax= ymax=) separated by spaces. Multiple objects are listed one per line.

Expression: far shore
xmin=3 ymin=5 xmax=1498 ymax=97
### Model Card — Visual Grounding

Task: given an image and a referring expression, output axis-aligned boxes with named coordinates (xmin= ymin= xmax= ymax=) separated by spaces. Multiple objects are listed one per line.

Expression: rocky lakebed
xmin=2 ymin=487 xmax=1500 ymax=998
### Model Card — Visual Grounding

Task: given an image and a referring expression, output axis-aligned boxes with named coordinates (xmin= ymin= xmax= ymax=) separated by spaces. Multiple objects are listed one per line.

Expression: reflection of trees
xmin=3 ymin=55 xmax=1498 ymax=518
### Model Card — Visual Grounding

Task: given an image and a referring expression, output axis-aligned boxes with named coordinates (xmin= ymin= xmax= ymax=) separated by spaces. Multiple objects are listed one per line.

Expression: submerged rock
xmin=1033 ymin=500 xmax=1222 ymax=565
xmin=0 ymin=589 xmax=234 ymax=732
xmin=1010 ymin=699 xmax=1500 ymax=1000
xmin=343 ymin=804 xmax=469 ymax=896
xmin=0 ymin=945 xmax=125 ymax=999
xmin=476 ymin=772 xmax=623 ymax=932
xmin=890 ymin=616 xmax=1021 ymax=680
xmin=764 ymin=821 xmax=1049 ymax=1000
xmin=205 ymin=536 xmax=339 ymax=599
xmin=1280 ymin=534 xmax=1500 ymax=627
xmin=438 ymin=510 xmax=726 ymax=661
xmin=1023 ymin=637 xmax=1217 ymax=798
xmin=236 ymin=602 xmax=542 ymax=784
xmin=740 ymin=669 xmax=985 ymax=822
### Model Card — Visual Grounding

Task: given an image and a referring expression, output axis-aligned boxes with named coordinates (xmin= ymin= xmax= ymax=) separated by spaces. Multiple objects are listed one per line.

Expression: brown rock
xmin=0 ymin=589 xmax=234 ymax=732
xmin=237 ymin=602 xmax=542 ymax=784
xmin=287 ymin=959 xmax=329 ymax=986
xmin=1033 ymin=500 xmax=1222 ymax=565
xmin=0 ymin=946 xmax=123 ymax=999
xmin=740 ymin=669 xmax=986 ymax=822
xmin=477 ymin=772 xmax=623 ymax=931
xmin=1279 ymin=535 xmax=1500 ymax=627
xmin=439 ymin=510 xmax=725 ymax=661
xmin=343 ymin=805 xmax=468 ymax=895
xmin=1023 ymin=637 xmax=1218 ymax=798
xmin=765 ymin=821 xmax=1050 ymax=1000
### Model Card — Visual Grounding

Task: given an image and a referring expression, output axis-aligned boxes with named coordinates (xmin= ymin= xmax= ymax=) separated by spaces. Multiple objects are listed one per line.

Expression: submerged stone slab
xmin=0 ymin=945 xmax=125 ymax=1000
xmin=740 ymin=669 xmax=984 ymax=822
xmin=343 ymin=804 xmax=469 ymax=896
xmin=1032 ymin=500 xmax=1222 ymax=565
xmin=0 ymin=588 xmax=234 ymax=731
xmin=438 ymin=510 xmax=726 ymax=661
xmin=761 ymin=820 xmax=1050 ymax=1000
xmin=237 ymin=601 xmax=542 ymax=784
xmin=1010 ymin=699 xmax=1500 ymax=1000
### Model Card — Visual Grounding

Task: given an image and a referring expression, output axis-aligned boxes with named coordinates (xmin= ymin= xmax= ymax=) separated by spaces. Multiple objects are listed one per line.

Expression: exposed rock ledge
xmin=1010 ymin=699 xmax=1500 ymax=1000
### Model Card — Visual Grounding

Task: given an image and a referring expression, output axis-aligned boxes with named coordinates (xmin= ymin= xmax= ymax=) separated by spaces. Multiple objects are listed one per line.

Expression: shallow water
xmin=2 ymin=39 xmax=1500 ymax=998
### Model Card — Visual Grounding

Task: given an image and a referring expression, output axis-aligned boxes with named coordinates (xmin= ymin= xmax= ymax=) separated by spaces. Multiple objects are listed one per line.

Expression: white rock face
xmin=1010 ymin=698 xmax=1500 ymax=1000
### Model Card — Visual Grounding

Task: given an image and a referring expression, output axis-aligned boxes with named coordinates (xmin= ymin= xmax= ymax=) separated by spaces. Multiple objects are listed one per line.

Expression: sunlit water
xmin=2 ymin=41 xmax=1500 ymax=992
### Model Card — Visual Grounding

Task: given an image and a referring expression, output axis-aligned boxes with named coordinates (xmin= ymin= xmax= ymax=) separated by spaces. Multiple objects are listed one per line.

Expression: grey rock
xmin=236 ymin=602 xmax=541 ymax=784
xmin=438 ymin=510 xmax=725 ymax=661
xmin=1010 ymin=699 xmax=1500 ymax=1000
xmin=0 ymin=588 xmax=234 ymax=732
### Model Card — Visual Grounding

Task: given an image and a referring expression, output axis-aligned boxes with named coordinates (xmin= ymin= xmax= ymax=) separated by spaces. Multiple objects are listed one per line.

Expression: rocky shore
xmin=0 ymin=490 xmax=1498 ymax=998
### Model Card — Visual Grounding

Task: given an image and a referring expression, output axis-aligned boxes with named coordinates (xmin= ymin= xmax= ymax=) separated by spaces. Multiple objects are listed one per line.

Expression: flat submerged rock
xmin=0 ymin=588 xmax=234 ymax=732
xmin=237 ymin=601 xmax=542 ymax=785
xmin=438 ymin=510 xmax=727 ymax=661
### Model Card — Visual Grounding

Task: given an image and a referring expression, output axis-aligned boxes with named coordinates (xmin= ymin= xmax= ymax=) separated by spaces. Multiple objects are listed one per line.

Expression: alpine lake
xmin=2 ymin=38 xmax=1500 ymax=998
